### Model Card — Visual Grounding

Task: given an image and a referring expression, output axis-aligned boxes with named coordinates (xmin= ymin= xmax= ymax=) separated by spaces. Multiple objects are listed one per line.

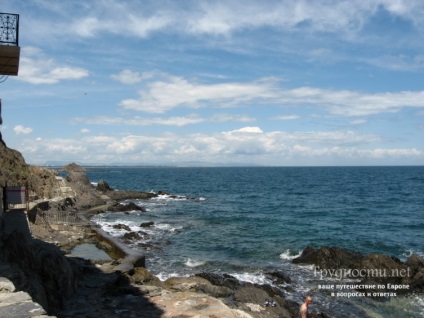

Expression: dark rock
xmin=123 ymin=231 xmax=149 ymax=241
xmin=113 ymin=224 xmax=131 ymax=231
xmin=123 ymin=232 xmax=140 ymax=241
xmin=106 ymin=190 xmax=157 ymax=200
xmin=137 ymin=242 xmax=163 ymax=252
xmin=293 ymin=246 xmax=424 ymax=293
xmin=195 ymin=273 xmax=242 ymax=290
xmin=65 ymin=172 xmax=106 ymax=209
xmin=108 ymin=202 xmax=146 ymax=212
xmin=292 ymin=245 xmax=362 ymax=269
xmin=96 ymin=179 xmax=113 ymax=192
xmin=140 ymin=221 xmax=154 ymax=227
xmin=404 ymin=255 xmax=424 ymax=292
xmin=66 ymin=171 xmax=91 ymax=187
xmin=133 ymin=255 xmax=146 ymax=268
xmin=265 ymin=271 xmax=292 ymax=285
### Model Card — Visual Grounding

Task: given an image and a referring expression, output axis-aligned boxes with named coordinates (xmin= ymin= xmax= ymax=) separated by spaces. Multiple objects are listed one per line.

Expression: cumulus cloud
xmin=14 ymin=125 xmax=33 ymax=135
xmin=17 ymin=47 xmax=89 ymax=84
xmin=227 ymin=127 xmax=264 ymax=134
xmin=18 ymin=127 xmax=422 ymax=165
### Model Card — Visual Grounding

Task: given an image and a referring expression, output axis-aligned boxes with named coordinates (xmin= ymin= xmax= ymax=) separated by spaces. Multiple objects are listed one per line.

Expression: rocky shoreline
xmin=0 ymin=163 xmax=423 ymax=317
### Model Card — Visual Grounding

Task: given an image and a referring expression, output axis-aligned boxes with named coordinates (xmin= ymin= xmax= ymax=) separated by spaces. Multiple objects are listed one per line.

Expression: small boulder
xmin=140 ymin=221 xmax=154 ymax=227
xmin=96 ymin=180 xmax=113 ymax=192
xmin=113 ymin=224 xmax=131 ymax=231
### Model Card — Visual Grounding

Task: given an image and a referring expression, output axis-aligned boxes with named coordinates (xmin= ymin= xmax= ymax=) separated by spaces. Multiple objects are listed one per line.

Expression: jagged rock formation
xmin=0 ymin=141 xmax=61 ymax=201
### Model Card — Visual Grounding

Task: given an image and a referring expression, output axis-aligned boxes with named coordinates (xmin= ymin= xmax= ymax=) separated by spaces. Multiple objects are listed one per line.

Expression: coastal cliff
xmin=0 ymin=136 xmax=64 ymax=202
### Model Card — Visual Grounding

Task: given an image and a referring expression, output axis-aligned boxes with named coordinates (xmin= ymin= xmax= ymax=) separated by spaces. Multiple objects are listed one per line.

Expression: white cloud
xmin=227 ymin=127 xmax=264 ymax=134
xmin=273 ymin=115 xmax=300 ymax=120
xmin=111 ymin=69 xmax=152 ymax=84
xmin=211 ymin=113 xmax=255 ymax=122
xmin=119 ymin=76 xmax=277 ymax=113
xmin=14 ymin=125 xmax=33 ymax=135
xmin=118 ymin=74 xmax=424 ymax=116
xmin=71 ymin=115 xmax=204 ymax=126
xmin=72 ymin=12 xmax=171 ymax=38
xmin=350 ymin=119 xmax=368 ymax=125
xmin=17 ymin=47 xmax=89 ymax=84
xmin=367 ymin=148 xmax=422 ymax=158
xmin=80 ymin=128 xmax=90 ymax=134
xmin=44 ymin=1 xmax=424 ymax=38
xmin=18 ymin=127 xmax=423 ymax=165
xmin=71 ymin=113 xmax=256 ymax=127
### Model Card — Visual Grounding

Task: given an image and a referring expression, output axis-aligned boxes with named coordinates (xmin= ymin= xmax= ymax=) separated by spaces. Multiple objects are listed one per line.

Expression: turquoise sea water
xmin=86 ymin=166 xmax=424 ymax=317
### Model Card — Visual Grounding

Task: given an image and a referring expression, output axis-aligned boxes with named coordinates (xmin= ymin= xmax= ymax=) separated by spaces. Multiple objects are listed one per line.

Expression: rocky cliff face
xmin=0 ymin=140 xmax=60 ymax=201
xmin=0 ymin=140 xmax=78 ymax=315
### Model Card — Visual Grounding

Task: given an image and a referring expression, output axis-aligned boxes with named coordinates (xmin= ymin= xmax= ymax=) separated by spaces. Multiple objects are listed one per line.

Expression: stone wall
xmin=1 ymin=230 xmax=77 ymax=315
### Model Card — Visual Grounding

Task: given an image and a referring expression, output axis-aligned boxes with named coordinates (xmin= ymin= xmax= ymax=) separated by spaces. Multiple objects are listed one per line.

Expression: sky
xmin=1 ymin=0 xmax=424 ymax=166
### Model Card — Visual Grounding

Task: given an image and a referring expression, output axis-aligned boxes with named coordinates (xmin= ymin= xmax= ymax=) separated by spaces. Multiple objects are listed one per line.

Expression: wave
xmin=279 ymin=249 xmax=302 ymax=260
xmin=155 ymin=223 xmax=183 ymax=233
xmin=402 ymin=249 xmax=424 ymax=260
xmin=149 ymin=192 xmax=206 ymax=202
xmin=156 ymin=272 xmax=189 ymax=281
xmin=155 ymin=193 xmax=188 ymax=201
xmin=231 ymin=272 xmax=272 ymax=285
xmin=185 ymin=258 xmax=206 ymax=268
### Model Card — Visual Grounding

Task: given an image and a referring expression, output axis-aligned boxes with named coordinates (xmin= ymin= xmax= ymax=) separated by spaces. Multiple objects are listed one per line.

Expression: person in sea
xmin=298 ymin=295 xmax=313 ymax=318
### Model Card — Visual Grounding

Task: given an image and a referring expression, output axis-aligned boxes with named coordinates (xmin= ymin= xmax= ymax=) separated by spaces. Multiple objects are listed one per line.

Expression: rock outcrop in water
xmin=293 ymin=245 xmax=424 ymax=294
xmin=62 ymin=163 xmax=86 ymax=172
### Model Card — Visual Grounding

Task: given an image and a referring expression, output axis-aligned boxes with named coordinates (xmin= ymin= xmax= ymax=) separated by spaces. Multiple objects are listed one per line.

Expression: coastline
xmin=1 ymin=166 xmax=422 ymax=317
xmin=1 ymin=193 xmax=306 ymax=317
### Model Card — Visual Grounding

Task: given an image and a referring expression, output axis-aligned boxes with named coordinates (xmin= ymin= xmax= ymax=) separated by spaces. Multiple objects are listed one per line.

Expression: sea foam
xmin=279 ymin=249 xmax=302 ymax=260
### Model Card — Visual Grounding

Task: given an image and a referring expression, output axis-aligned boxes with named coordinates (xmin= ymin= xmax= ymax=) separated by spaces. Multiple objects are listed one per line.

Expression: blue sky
xmin=1 ymin=0 xmax=423 ymax=166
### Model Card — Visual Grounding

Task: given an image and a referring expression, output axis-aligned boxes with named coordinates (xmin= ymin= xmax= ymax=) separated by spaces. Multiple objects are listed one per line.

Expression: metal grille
xmin=0 ymin=13 xmax=19 ymax=46
xmin=41 ymin=210 xmax=89 ymax=226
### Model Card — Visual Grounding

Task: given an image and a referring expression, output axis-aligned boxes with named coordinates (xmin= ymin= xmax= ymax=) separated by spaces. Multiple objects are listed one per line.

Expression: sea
xmin=82 ymin=166 xmax=423 ymax=318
